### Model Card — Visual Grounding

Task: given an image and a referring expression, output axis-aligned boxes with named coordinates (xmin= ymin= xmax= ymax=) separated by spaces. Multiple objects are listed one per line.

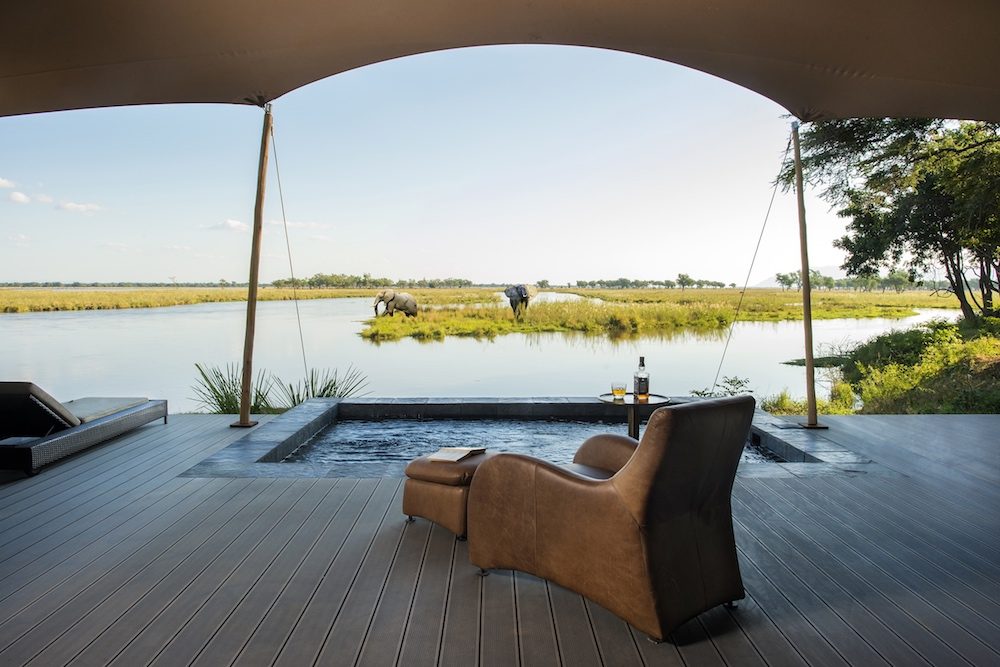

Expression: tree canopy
xmin=788 ymin=119 xmax=1000 ymax=319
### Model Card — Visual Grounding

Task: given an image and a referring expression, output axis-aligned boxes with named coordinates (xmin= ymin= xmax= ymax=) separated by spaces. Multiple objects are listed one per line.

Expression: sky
xmin=0 ymin=45 xmax=849 ymax=287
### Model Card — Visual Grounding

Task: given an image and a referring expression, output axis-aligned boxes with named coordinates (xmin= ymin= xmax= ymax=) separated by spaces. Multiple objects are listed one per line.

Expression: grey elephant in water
xmin=504 ymin=285 xmax=530 ymax=318
xmin=373 ymin=289 xmax=418 ymax=317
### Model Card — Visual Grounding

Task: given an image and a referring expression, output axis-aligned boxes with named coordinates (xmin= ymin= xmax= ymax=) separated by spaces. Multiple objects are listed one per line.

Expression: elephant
xmin=373 ymin=289 xmax=418 ymax=317
xmin=504 ymin=285 xmax=530 ymax=318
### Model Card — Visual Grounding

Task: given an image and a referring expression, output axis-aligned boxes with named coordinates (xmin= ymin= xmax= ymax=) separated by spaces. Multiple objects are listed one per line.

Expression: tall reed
xmin=192 ymin=363 xmax=367 ymax=414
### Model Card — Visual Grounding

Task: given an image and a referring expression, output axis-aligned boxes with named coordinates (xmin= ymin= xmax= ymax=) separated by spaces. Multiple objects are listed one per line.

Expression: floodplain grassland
xmin=0 ymin=286 xmax=501 ymax=313
xmin=360 ymin=288 xmax=961 ymax=341
xmin=361 ymin=300 xmax=733 ymax=341
xmin=564 ymin=288 xmax=960 ymax=320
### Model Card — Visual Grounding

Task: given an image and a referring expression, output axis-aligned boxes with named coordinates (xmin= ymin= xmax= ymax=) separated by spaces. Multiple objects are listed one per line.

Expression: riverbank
xmin=0 ymin=287 xmax=499 ymax=313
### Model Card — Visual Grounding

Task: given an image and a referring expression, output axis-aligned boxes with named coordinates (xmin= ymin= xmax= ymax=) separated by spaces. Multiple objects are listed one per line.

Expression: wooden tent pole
xmin=791 ymin=121 xmax=824 ymax=428
xmin=233 ymin=104 xmax=273 ymax=427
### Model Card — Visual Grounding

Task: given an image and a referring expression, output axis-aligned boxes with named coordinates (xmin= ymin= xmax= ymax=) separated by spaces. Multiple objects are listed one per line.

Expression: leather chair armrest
xmin=573 ymin=433 xmax=638 ymax=473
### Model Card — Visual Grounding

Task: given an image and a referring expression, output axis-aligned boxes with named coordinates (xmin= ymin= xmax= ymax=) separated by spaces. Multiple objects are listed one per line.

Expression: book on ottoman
xmin=427 ymin=446 xmax=486 ymax=462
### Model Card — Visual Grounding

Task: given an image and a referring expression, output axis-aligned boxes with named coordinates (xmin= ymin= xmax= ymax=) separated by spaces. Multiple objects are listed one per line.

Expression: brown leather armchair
xmin=467 ymin=395 xmax=755 ymax=641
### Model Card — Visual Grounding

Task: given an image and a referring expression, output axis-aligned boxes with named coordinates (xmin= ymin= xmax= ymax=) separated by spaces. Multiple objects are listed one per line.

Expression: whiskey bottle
xmin=633 ymin=356 xmax=649 ymax=400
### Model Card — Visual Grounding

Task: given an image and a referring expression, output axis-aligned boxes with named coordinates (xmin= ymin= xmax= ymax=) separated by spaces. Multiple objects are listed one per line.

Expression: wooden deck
xmin=1 ymin=413 xmax=998 ymax=666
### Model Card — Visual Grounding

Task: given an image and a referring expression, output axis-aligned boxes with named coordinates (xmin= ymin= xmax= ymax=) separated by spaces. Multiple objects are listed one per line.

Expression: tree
xmin=775 ymin=272 xmax=793 ymax=290
xmin=787 ymin=119 xmax=1000 ymax=319
xmin=883 ymin=270 xmax=912 ymax=293
xmin=536 ymin=279 xmax=550 ymax=288
xmin=676 ymin=273 xmax=694 ymax=290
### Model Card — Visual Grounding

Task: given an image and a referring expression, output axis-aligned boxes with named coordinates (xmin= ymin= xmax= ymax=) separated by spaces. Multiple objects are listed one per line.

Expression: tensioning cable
xmin=269 ymin=120 xmax=312 ymax=392
xmin=709 ymin=131 xmax=793 ymax=394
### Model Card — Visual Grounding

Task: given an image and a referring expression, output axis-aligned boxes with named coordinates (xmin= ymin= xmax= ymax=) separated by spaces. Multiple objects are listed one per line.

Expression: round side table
xmin=597 ymin=393 xmax=671 ymax=439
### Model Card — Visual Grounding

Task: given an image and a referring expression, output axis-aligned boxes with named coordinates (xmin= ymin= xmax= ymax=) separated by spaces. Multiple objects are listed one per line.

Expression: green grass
xmin=361 ymin=300 xmax=734 ymax=341
xmin=761 ymin=382 xmax=857 ymax=416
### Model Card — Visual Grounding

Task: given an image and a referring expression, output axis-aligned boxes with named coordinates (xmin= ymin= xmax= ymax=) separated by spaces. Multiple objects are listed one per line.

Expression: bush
xmin=855 ymin=336 xmax=1000 ymax=413
xmin=841 ymin=319 xmax=955 ymax=383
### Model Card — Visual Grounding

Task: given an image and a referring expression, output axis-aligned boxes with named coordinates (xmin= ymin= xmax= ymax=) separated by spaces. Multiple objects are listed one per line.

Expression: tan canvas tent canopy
xmin=5 ymin=1 xmax=998 ymax=423
xmin=3 ymin=0 xmax=1000 ymax=122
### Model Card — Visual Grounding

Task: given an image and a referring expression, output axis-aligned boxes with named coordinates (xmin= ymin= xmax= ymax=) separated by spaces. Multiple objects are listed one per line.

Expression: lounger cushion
xmin=63 ymin=397 xmax=149 ymax=423
xmin=0 ymin=381 xmax=81 ymax=437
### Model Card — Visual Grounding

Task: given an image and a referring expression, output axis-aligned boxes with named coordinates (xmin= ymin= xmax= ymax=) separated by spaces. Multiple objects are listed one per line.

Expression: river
xmin=1 ymin=296 xmax=959 ymax=413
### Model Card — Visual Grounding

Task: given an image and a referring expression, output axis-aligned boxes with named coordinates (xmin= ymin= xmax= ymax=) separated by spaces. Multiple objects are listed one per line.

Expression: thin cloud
xmin=0 ymin=177 xmax=14 ymax=188
xmin=9 ymin=191 xmax=30 ymax=204
xmin=8 ymin=234 xmax=30 ymax=246
xmin=100 ymin=242 xmax=131 ymax=253
xmin=307 ymin=234 xmax=333 ymax=242
xmin=207 ymin=219 xmax=249 ymax=233
xmin=59 ymin=201 xmax=102 ymax=213
xmin=36 ymin=194 xmax=53 ymax=204
xmin=164 ymin=244 xmax=193 ymax=252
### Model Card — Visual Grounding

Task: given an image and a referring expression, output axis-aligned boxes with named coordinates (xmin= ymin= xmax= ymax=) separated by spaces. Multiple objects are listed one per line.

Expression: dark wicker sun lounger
xmin=0 ymin=382 xmax=167 ymax=474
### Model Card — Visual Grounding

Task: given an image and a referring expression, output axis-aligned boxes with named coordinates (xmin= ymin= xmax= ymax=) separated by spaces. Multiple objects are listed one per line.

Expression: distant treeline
xmin=775 ymin=269 xmax=950 ymax=292
xmin=574 ymin=274 xmax=732 ymax=290
xmin=270 ymin=273 xmax=473 ymax=289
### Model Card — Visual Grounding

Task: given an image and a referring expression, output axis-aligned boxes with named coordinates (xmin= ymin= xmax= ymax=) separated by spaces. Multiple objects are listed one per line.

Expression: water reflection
xmin=1 ymin=297 xmax=959 ymax=413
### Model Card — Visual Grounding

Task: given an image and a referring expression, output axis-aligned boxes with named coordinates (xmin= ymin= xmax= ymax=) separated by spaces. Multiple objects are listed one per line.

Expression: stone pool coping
xmin=181 ymin=397 xmax=886 ymax=479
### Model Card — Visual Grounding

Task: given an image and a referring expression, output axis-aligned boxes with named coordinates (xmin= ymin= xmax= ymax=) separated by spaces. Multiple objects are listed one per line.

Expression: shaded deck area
xmin=1 ymin=413 xmax=998 ymax=666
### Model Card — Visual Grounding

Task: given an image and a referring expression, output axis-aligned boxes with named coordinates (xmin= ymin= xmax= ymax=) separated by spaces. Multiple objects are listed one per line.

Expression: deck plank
xmin=0 ymin=477 xmax=252 ymax=656
xmin=0 ymin=413 xmax=997 ymax=666
xmin=98 ymin=480 xmax=337 ymax=667
xmin=479 ymin=570 xmax=519 ymax=667
xmin=733 ymin=485 xmax=935 ymax=666
xmin=584 ymin=598 xmax=644 ymax=666
xmin=806 ymin=475 xmax=1000 ymax=628
xmin=740 ymin=479 xmax=977 ymax=666
xmin=221 ymin=478 xmax=381 ymax=667
xmin=546 ymin=582 xmax=602 ymax=667
xmin=354 ymin=514 xmax=433 ymax=666
xmin=698 ymin=605 xmax=769 ymax=667
xmin=847 ymin=475 xmax=1000 ymax=575
xmin=0 ymin=477 xmax=223 ymax=621
xmin=396 ymin=526 xmax=458 ymax=667
xmin=0 ymin=477 xmax=272 ymax=665
xmin=773 ymin=476 xmax=1000 ymax=663
xmin=0 ymin=424 xmax=246 ymax=581
xmin=0 ymin=414 xmax=229 ymax=519
xmin=718 ymin=592 xmax=808 ymax=667
xmin=437 ymin=538 xmax=482 ymax=667
xmin=312 ymin=482 xmax=409 ymax=665
xmin=179 ymin=478 xmax=357 ymax=667
xmin=0 ymin=416 xmax=204 ymax=509
xmin=269 ymin=479 xmax=400 ymax=666
xmin=21 ymin=479 xmax=299 ymax=666
xmin=514 ymin=572 xmax=560 ymax=666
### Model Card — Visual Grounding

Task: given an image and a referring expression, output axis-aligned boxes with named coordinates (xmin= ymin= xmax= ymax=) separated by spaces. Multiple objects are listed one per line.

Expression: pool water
xmin=285 ymin=419 xmax=779 ymax=477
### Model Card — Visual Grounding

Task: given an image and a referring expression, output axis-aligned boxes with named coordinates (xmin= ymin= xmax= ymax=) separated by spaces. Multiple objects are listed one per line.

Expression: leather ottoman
xmin=403 ymin=450 xmax=497 ymax=538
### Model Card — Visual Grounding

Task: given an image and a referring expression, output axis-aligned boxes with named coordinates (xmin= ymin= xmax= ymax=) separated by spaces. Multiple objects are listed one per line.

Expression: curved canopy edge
xmin=3 ymin=1 xmax=1000 ymax=122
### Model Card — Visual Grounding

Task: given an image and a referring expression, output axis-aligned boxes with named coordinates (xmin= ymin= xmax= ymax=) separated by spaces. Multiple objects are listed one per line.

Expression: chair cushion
xmin=62 ymin=397 xmax=148 ymax=423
